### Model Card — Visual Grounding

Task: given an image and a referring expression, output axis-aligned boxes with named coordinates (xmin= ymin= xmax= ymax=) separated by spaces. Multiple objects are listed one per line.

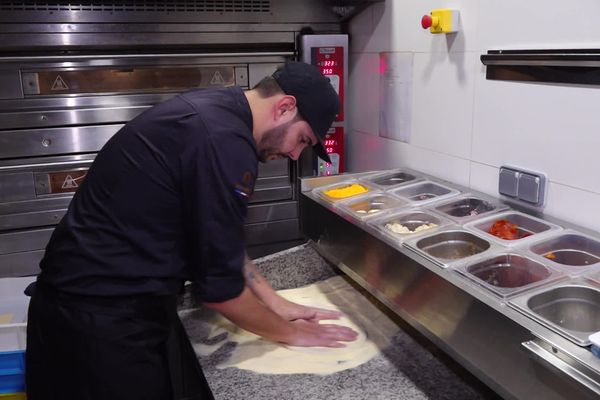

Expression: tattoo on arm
xmin=243 ymin=255 xmax=262 ymax=285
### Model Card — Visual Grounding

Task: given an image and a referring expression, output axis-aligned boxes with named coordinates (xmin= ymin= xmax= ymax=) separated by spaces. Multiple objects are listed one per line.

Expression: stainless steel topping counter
xmin=300 ymin=171 xmax=600 ymax=400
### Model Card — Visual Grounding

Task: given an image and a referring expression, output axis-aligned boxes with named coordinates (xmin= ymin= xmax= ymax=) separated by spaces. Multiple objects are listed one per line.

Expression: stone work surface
xmin=180 ymin=243 xmax=500 ymax=400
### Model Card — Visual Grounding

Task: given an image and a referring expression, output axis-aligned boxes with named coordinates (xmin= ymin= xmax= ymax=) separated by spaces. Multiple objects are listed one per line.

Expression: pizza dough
xmin=190 ymin=275 xmax=399 ymax=375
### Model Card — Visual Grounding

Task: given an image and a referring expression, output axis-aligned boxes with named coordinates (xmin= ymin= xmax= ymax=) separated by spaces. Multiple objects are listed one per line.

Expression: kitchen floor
xmin=179 ymin=244 xmax=502 ymax=400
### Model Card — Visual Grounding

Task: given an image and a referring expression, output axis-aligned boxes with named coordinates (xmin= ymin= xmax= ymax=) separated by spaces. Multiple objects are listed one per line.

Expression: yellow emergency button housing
xmin=421 ymin=9 xmax=460 ymax=34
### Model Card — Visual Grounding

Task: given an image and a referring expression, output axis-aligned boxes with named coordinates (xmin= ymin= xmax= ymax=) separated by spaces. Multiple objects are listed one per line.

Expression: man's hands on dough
xmin=211 ymin=256 xmax=359 ymax=348
xmin=271 ymin=297 xmax=341 ymax=322
xmin=286 ymin=318 xmax=359 ymax=348
xmin=270 ymin=297 xmax=359 ymax=348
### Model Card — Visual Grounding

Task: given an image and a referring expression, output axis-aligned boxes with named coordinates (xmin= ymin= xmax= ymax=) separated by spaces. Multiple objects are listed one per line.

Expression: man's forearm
xmin=243 ymin=254 xmax=281 ymax=309
xmin=203 ymin=286 xmax=358 ymax=347
xmin=242 ymin=254 xmax=342 ymax=322
xmin=204 ymin=286 xmax=294 ymax=343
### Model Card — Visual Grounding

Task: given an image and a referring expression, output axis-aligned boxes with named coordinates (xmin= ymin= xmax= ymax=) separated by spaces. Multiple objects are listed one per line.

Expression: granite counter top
xmin=180 ymin=244 xmax=500 ymax=400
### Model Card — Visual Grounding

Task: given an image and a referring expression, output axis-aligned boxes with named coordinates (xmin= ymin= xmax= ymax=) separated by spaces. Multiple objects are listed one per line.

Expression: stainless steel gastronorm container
xmin=372 ymin=209 xmax=451 ymax=243
xmin=527 ymin=231 xmax=600 ymax=276
xmin=337 ymin=193 xmax=408 ymax=220
xmin=432 ymin=195 xmax=508 ymax=224
xmin=389 ymin=180 xmax=460 ymax=207
xmin=456 ymin=252 xmax=564 ymax=298
xmin=405 ymin=228 xmax=500 ymax=268
xmin=510 ymin=281 xmax=600 ymax=346
xmin=465 ymin=210 xmax=563 ymax=247
xmin=359 ymin=168 xmax=423 ymax=190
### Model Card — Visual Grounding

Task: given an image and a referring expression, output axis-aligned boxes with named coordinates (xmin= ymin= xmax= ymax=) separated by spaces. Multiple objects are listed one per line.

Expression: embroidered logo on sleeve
xmin=233 ymin=171 xmax=255 ymax=198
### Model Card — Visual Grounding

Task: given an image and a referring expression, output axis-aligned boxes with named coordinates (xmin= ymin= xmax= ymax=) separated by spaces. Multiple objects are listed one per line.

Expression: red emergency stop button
xmin=421 ymin=15 xmax=432 ymax=29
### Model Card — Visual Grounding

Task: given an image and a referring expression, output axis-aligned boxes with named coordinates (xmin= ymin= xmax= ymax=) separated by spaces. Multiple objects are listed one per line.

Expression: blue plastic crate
xmin=0 ymin=351 xmax=25 ymax=394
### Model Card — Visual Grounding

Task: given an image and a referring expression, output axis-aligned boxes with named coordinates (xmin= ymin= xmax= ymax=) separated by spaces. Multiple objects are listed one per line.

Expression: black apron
xmin=25 ymin=281 xmax=214 ymax=400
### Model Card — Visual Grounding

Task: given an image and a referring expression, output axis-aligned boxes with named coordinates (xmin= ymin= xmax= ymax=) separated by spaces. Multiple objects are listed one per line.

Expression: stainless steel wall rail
xmin=481 ymin=49 xmax=600 ymax=85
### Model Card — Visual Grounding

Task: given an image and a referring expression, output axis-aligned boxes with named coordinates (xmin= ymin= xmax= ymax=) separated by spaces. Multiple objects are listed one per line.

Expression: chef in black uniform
xmin=25 ymin=62 xmax=357 ymax=400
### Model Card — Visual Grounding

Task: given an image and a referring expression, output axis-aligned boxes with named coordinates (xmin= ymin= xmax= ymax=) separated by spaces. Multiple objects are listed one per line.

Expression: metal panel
xmin=246 ymin=201 xmax=297 ymax=224
xmin=0 ymin=69 xmax=22 ymax=99
xmin=0 ymin=251 xmax=43 ymax=277
xmin=235 ymin=66 xmax=249 ymax=88
xmin=246 ymin=238 xmax=306 ymax=260
xmin=0 ymin=92 xmax=173 ymax=111
xmin=248 ymin=63 xmax=282 ymax=87
xmin=257 ymin=159 xmax=289 ymax=178
xmin=0 ymin=23 xmax=336 ymax=35
xmin=22 ymin=66 xmax=238 ymax=96
xmin=0 ymin=172 xmax=35 ymax=202
xmin=0 ymin=107 xmax=147 ymax=130
xmin=244 ymin=218 xmax=300 ymax=247
xmin=0 ymin=32 xmax=296 ymax=51
xmin=0 ymin=53 xmax=293 ymax=66
xmin=250 ymin=176 xmax=293 ymax=203
xmin=0 ymin=0 xmax=339 ymax=24
xmin=0 ymin=208 xmax=66 ymax=231
xmin=0 ymin=1 xmax=273 ymax=13
xmin=0 ymin=125 xmax=121 ymax=159
xmin=0 ymin=155 xmax=96 ymax=171
xmin=0 ymin=228 xmax=53 ymax=254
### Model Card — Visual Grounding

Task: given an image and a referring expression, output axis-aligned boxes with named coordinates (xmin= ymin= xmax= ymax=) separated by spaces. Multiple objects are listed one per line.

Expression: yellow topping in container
xmin=323 ymin=183 xmax=369 ymax=199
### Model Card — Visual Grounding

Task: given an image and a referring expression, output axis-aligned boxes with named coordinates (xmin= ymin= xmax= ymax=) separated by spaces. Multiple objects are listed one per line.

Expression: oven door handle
xmin=522 ymin=339 xmax=600 ymax=396
xmin=0 ymin=159 xmax=93 ymax=171
xmin=0 ymin=51 xmax=295 ymax=62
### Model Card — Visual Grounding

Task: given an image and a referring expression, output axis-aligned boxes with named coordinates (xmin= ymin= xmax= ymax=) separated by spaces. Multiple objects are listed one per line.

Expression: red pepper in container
xmin=489 ymin=219 xmax=519 ymax=240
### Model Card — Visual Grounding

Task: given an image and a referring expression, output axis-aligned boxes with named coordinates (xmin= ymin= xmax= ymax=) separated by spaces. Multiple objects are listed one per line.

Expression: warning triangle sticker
xmin=51 ymin=75 xmax=69 ymax=91
xmin=62 ymin=175 xmax=78 ymax=189
xmin=210 ymin=71 xmax=225 ymax=85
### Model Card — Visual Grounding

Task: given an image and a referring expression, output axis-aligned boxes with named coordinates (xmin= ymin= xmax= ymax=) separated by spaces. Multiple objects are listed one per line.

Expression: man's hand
xmin=242 ymin=254 xmax=342 ymax=322
xmin=210 ymin=253 xmax=358 ymax=347
xmin=286 ymin=319 xmax=358 ymax=348
xmin=204 ymin=287 xmax=358 ymax=348
xmin=270 ymin=296 xmax=342 ymax=322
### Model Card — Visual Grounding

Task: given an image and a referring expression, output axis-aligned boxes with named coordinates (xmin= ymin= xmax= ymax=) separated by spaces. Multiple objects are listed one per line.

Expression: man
xmin=25 ymin=62 xmax=358 ymax=400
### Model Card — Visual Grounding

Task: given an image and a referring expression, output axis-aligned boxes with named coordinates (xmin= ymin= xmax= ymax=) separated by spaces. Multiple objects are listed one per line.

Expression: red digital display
xmin=323 ymin=126 xmax=344 ymax=172
xmin=313 ymin=46 xmax=344 ymax=122
xmin=309 ymin=40 xmax=345 ymax=175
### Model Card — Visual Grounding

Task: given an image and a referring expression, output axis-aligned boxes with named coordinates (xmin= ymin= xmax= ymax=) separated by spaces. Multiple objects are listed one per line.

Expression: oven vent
xmin=0 ymin=1 xmax=271 ymax=13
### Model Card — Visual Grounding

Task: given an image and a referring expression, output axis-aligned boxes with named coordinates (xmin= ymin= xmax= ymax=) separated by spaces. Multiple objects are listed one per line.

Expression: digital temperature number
xmin=323 ymin=139 xmax=337 ymax=146
xmin=321 ymin=68 xmax=334 ymax=75
xmin=320 ymin=60 xmax=337 ymax=67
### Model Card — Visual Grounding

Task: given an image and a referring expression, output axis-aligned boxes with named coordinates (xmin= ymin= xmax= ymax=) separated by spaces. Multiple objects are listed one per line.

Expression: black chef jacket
xmin=38 ymin=86 xmax=257 ymax=302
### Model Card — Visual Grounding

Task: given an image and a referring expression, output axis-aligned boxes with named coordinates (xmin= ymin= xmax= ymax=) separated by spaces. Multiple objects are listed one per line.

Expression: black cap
xmin=272 ymin=62 xmax=340 ymax=164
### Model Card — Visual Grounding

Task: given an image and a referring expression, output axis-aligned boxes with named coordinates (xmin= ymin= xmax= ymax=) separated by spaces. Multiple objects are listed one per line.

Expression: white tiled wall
xmin=411 ymin=51 xmax=477 ymax=159
xmin=347 ymin=0 xmax=600 ymax=232
xmin=348 ymin=52 xmax=379 ymax=135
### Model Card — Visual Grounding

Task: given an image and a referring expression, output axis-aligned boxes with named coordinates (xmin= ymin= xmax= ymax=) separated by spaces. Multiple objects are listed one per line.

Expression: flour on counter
xmin=189 ymin=275 xmax=399 ymax=375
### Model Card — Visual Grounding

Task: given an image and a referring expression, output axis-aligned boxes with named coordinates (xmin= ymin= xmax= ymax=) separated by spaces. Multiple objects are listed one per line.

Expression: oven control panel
xmin=313 ymin=46 xmax=344 ymax=122
xmin=318 ymin=127 xmax=344 ymax=176
xmin=301 ymin=35 xmax=348 ymax=176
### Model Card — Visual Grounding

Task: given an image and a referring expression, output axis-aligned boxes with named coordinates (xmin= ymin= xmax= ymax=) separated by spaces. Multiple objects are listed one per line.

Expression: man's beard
xmin=257 ymin=119 xmax=294 ymax=163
